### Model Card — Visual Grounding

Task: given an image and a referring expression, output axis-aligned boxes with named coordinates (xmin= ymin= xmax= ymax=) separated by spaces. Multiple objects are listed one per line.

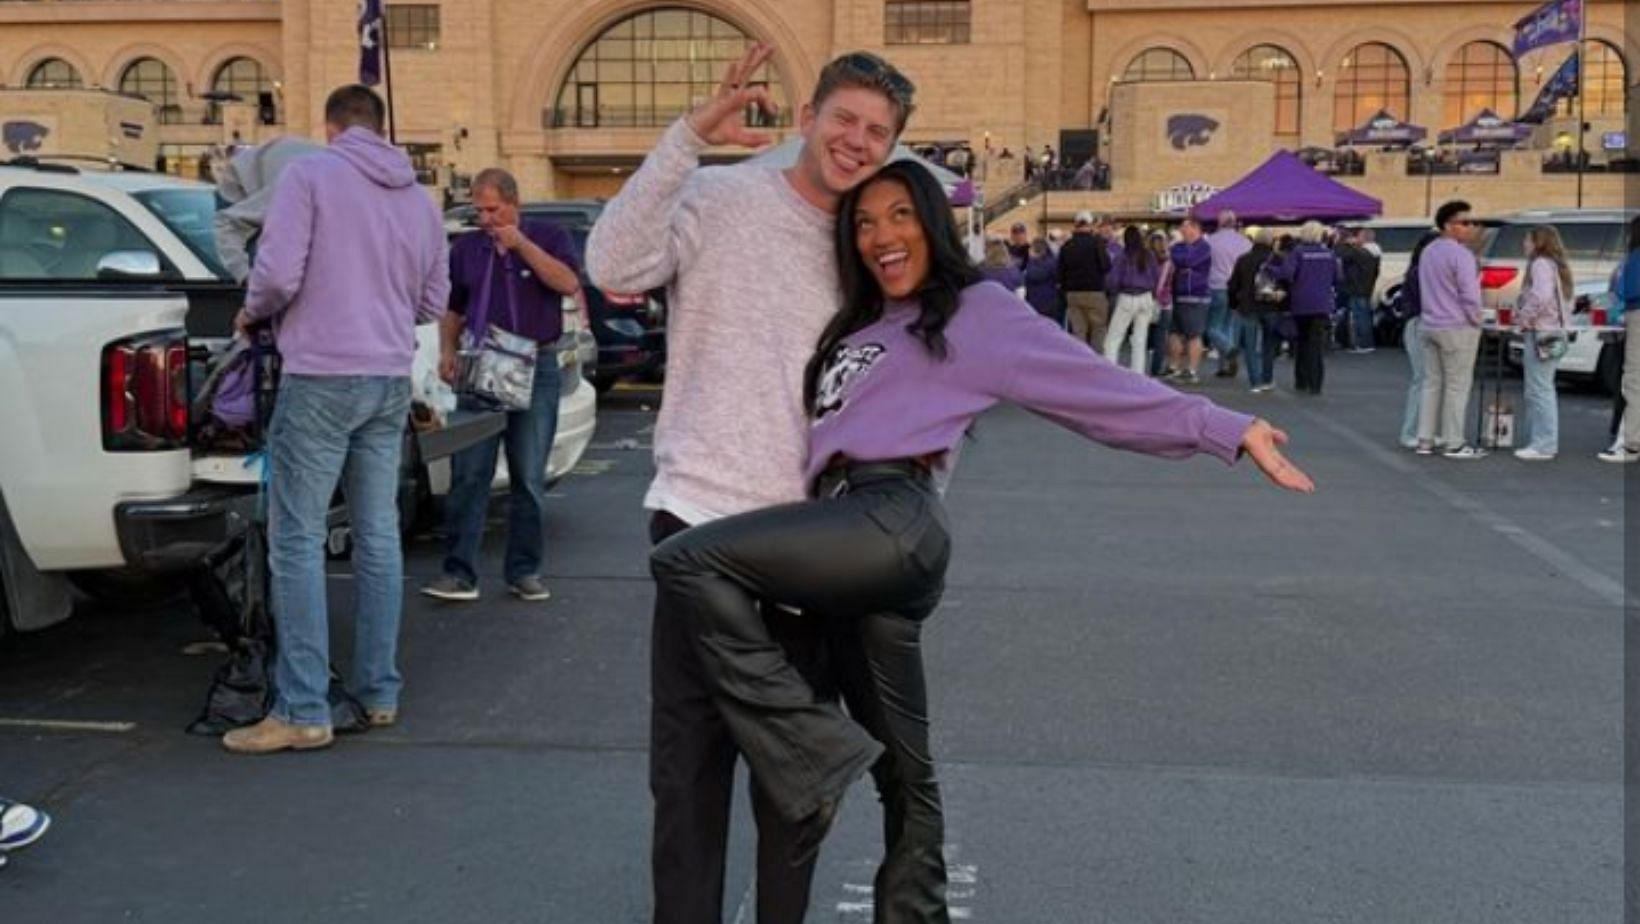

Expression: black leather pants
xmin=650 ymin=462 xmax=952 ymax=923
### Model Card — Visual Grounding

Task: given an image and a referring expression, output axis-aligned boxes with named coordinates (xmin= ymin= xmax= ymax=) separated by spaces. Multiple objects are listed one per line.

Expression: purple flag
xmin=1518 ymin=51 xmax=1579 ymax=124
xmin=1514 ymin=0 xmax=1581 ymax=57
xmin=358 ymin=0 xmax=384 ymax=86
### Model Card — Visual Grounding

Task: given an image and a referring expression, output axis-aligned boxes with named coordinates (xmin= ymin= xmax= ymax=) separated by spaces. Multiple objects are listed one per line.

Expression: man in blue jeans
xmin=1205 ymin=209 xmax=1252 ymax=378
xmin=423 ymin=168 xmax=582 ymax=603
xmin=224 ymin=85 xmax=449 ymax=754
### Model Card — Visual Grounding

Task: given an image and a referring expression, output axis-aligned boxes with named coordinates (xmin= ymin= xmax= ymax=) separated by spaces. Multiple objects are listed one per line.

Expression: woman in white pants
xmin=1103 ymin=225 xmax=1160 ymax=374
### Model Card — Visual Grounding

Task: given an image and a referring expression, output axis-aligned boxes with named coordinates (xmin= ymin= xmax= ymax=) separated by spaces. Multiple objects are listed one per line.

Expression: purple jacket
xmin=1107 ymin=251 xmax=1161 ymax=295
xmin=1272 ymin=243 xmax=1343 ymax=317
xmin=804 ymin=281 xmax=1252 ymax=488
xmin=1023 ymin=252 xmax=1059 ymax=316
xmin=982 ymin=263 xmax=1025 ymax=292
xmin=1169 ymin=239 xmax=1212 ymax=302
xmin=244 ymin=128 xmax=448 ymax=376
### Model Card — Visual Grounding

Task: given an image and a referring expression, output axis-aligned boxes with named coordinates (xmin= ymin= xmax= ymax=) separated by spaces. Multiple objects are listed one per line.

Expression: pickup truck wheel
xmin=67 ymin=568 xmax=187 ymax=609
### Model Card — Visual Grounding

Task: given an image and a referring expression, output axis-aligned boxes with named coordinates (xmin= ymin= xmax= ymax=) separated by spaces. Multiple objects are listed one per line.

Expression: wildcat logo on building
xmin=1165 ymin=114 xmax=1220 ymax=151
xmin=2 ymin=121 xmax=50 ymax=155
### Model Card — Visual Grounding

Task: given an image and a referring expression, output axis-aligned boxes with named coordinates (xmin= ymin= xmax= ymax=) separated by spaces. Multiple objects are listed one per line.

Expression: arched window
xmin=26 ymin=58 xmax=82 ymax=89
xmin=1576 ymin=40 xmax=1628 ymax=117
xmin=1444 ymin=41 xmax=1516 ymax=127
xmin=1232 ymin=44 xmax=1302 ymax=143
xmin=211 ymin=57 xmax=274 ymax=124
xmin=553 ymin=8 xmax=788 ymax=129
xmin=212 ymin=57 xmax=270 ymax=101
xmin=119 ymin=57 xmax=182 ymax=124
xmin=1333 ymin=42 xmax=1410 ymax=131
xmin=1123 ymin=47 xmax=1195 ymax=82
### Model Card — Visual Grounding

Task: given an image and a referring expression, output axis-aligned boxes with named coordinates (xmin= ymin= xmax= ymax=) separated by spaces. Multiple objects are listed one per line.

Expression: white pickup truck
xmin=0 ymin=160 xmax=596 ymax=633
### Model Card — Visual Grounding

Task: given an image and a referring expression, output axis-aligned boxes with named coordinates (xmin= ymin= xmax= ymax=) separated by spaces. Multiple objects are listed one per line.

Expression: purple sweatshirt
xmin=243 ymin=127 xmax=449 ymax=376
xmin=1416 ymin=237 xmax=1483 ymax=331
xmin=804 ymin=281 xmax=1253 ymax=488
xmin=1170 ymin=238 xmax=1213 ymax=301
xmin=1107 ymin=252 xmax=1160 ymax=295
xmin=1272 ymin=243 xmax=1342 ymax=317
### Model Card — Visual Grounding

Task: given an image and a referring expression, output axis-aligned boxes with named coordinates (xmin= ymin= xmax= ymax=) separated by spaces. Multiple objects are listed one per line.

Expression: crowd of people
xmin=969 ymin=207 xmax=1388 ymax=395
xmin=971 ymin=203 xmax=1640 ymax=467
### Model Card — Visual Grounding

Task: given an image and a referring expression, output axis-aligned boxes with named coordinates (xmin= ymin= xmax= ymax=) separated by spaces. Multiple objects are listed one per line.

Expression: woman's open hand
xmin=685 ymin=43 xmax=780 ymax=149
xmin=1241 ymin=419 xmax=1315 ymax=494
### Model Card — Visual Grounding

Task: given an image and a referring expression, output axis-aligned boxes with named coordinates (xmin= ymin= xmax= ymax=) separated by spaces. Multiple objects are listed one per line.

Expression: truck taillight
xmin=1480 ymin=265 xmax=1519 ymax=290
xmin=102 ymin=332 xmax=190 ymax=451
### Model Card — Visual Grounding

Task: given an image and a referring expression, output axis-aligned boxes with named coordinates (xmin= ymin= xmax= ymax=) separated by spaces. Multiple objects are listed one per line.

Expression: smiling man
xmin=586 ymin=47 xmax=916 ymax=924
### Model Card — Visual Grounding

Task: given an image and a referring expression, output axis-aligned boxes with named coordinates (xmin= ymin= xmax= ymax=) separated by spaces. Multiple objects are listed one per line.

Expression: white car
xmin=1505 ymin=283 xmax=1623 ymax=390
xmin=0 ymin=159 xmax=594 ymax=630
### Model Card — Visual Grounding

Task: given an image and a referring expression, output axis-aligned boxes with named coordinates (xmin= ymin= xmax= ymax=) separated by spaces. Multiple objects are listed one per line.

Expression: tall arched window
xmin=553 ymin=8 xmax=787 ymax=129
xmin=26 ymin=58 xmax=82 ymax=89
xmin=1123 ymin=47 xmax=1195 ymax=82
xmin=1232 ymin=44 xmax=1302 ymax=143
xmin=1444 ymin=41 xmax=1516 ymax=127
xmin=1333 ymin=42 xmax=1410 ymax=131
xmin=119 ymin=58 xmax=182 ymax=124
xmin=1576 ymin=40 xmax=1628 ymax=116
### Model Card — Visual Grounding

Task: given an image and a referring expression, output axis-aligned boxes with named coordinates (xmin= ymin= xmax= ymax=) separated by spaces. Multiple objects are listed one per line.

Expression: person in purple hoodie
xmin=1022 ymin=238 xmax=1061 ymax=323
xmin=225 ymin=86 xmax=450 ymax=754
xmin=1166 ymin=219 xmax=1213 ymax=384
xmin=1270 ymin=221 xmax=1344 ymax=396
xmin=650 ymin=162 xmax=1314 ymax=917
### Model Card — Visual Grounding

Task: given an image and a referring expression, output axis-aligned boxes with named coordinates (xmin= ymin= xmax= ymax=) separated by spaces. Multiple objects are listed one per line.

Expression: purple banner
xmin=1514 ymin=0 xmax=1581 ymax=57
xmin=358 ymin=0 xmax=384 ymax=86
xmin=1518 ymin=51 xmax=1579 ymax=124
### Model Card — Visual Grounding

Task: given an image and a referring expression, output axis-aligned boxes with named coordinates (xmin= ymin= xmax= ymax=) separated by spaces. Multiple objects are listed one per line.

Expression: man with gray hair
xmin=1206 ymin=209 xmax=1252 ymax=378
xmin=422 ymin=167 xmax=583 ymax=603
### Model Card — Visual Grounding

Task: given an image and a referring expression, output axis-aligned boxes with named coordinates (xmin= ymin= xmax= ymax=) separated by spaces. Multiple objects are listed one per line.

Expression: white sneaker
xmin=1513 ymin=448 xmax=1556 ymax=462
xmin=1442 ymin=445 xmax=1489 ymax=460
xmin=1597 ymin=447 xmax=1640 ymax=463
xmin=0 ymin=800 xmax=50 ymax=853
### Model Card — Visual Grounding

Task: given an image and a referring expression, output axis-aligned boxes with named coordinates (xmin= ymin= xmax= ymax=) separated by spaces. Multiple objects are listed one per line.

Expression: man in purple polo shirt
xmin=423 ymin=168 xmax=582 ymax=603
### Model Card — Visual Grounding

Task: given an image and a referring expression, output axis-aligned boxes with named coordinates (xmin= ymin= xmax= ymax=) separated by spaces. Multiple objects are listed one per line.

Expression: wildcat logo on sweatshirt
xmin=813 ymin=343 xmax=886 ymax=422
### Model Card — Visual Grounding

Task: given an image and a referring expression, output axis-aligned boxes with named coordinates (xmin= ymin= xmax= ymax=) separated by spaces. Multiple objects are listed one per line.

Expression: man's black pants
xmin=649 ymin=510 xmax=829 ymax=924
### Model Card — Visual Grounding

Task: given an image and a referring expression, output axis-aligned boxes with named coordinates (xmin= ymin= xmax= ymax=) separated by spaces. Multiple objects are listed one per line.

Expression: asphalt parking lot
xmin=0 ymin=350 xmax=1627 ymax=923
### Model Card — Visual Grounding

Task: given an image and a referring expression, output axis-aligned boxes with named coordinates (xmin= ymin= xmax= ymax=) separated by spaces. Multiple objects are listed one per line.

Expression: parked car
xmin=446 ymin=199 xmax=666 ymax=392
xmin=1366 ymin=217 xmax=1502 ymax=346
xmin=1504 ymin=282 xmax=1623 ymax=393
xmin=1478 ymin=208 xmax=1636 ymax=320
xmin=0 ymin=159 xmax=591 ymax=631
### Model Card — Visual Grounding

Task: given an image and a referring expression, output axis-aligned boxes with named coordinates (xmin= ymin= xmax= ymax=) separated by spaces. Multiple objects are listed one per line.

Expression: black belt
xmin=814 ymin=457 xmax=933 ymax=499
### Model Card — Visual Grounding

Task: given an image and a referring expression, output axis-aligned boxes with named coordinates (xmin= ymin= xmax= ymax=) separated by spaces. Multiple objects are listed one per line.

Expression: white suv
xmin=0 ymin=160 xmax=595 ymax=632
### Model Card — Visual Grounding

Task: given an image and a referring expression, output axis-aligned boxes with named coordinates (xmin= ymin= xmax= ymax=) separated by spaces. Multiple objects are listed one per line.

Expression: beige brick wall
xmin=2 ymin=0 xmax=1631 ymax=213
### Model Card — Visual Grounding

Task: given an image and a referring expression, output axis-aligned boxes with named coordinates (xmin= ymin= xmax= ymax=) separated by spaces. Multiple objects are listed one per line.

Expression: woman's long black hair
xmin=803 ymin=160 xmax=983 ymax=414
xmin=1123 ymin=225 xmax=1154 ymax=271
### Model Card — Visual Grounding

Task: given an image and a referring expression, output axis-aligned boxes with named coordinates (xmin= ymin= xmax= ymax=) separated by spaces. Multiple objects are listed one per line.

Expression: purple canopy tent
xmin=1335 ymin=109 xmax=1428 ymax=147
xmin=1438 ymin=108 xmax=1532 ymax=146
xmin=1190 ymin=150 xmax=1383 ymax=223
